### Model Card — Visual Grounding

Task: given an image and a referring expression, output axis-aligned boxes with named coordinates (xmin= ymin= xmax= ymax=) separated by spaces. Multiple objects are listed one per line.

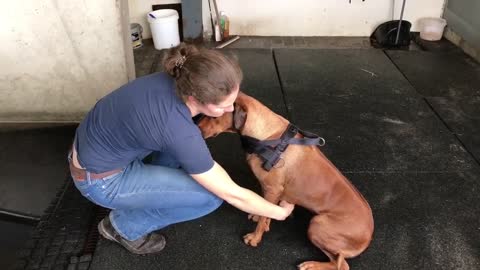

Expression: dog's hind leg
xmin=297 ymin=216 xmax=350 ymax=270
xmin=297 ymin=253 xmax=348 ymax=270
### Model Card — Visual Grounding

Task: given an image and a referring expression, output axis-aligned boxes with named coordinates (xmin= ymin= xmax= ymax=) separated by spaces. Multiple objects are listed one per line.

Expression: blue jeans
xmin=70 ymin=152 xmax=223 ymax=241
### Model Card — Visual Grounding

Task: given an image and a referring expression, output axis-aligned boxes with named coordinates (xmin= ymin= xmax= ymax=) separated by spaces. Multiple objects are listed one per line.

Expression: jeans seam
xmin=116 ymin=190 xmax=217 ymax=200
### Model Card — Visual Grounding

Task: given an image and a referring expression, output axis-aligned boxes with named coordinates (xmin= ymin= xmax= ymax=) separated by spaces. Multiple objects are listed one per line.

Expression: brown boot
xmin=98 ymin=216 xmax=166 ymax=254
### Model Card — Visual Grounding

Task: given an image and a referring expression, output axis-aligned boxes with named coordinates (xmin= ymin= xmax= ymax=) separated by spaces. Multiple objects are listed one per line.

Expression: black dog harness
xmin=240 ymin=124 xmax=325 ymax=171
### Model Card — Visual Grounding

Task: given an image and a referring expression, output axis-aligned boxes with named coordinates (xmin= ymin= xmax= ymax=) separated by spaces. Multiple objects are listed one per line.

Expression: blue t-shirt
xmin=75 ymin=72 xmax=214 ymax=174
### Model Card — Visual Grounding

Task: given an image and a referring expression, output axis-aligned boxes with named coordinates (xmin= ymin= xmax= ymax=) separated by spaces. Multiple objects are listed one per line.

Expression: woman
xmin=69 ymin=43 xmax=294 ymax=254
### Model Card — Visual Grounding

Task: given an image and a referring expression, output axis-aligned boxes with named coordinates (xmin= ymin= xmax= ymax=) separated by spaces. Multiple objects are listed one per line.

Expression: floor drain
xmin=81 ymin=206 xmax=109 ymax=255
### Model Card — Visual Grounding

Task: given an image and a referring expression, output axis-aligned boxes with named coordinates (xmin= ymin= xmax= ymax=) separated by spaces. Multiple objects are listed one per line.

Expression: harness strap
xmin=240 ymin=124 xmax=325 ymax=171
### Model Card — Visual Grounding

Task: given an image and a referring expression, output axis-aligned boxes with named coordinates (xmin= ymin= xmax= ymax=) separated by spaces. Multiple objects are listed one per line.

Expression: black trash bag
xmin=370 ymin=20 xmax=412 ymax=49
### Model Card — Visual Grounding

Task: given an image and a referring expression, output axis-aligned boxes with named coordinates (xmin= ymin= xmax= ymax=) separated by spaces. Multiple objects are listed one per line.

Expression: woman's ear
xmin=233 ymin=103 xmax=247 ymax=130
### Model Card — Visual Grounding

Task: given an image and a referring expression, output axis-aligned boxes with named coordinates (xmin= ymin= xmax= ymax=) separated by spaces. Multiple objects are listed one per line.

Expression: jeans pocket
xmin=74 ymin=179 xmax=114 ymax=209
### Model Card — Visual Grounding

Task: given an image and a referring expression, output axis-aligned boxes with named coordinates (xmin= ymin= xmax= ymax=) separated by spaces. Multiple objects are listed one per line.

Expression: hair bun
xmin=163 ymin=43 xmax=199 ymax=78
xmin=174 ymin=55 xmax=187 ymax=70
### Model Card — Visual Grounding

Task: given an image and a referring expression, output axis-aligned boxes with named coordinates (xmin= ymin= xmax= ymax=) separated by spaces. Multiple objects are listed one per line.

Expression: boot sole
xmin=98 ymin=220 xmax=119 ymax=243
xmin=97 ymin=220 xmax=165 ymax=255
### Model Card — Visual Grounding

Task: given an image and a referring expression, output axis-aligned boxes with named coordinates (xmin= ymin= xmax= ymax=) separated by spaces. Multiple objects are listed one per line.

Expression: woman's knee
xmin=198 ymin=191 xmax=223 ymax=213
xmin=209 ymin=194 xmax=223 ymax=210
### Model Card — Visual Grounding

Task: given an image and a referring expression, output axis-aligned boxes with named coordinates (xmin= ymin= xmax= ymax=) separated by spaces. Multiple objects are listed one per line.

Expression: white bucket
xmin=147 ymin=9 xmax=180 ymax=50
xmin=419 ymin=17 xmax=447 ymax=41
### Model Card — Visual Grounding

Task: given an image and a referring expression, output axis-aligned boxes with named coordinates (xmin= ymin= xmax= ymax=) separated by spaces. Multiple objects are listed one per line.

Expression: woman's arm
xmin=191 ymin=161 xmax=294 ymax=220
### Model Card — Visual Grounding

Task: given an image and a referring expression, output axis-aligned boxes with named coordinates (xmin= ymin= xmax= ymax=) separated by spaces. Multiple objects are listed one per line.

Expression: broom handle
xmin=395 ymin=0 xmax=407 ymax=45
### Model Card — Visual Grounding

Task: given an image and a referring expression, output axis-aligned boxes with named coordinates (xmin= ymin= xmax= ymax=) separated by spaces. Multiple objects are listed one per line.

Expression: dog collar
xmin=240 ymin=124 xmax=325 ymax=171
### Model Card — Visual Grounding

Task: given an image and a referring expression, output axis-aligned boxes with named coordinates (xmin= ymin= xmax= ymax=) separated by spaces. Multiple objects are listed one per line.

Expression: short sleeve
xmin=166 ymin=133 xmax=215 ymax=174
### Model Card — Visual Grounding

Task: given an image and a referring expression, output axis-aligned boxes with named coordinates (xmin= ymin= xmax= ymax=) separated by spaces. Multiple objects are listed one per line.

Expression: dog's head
xmin=197 ymin=93 xmax=249 ymax=138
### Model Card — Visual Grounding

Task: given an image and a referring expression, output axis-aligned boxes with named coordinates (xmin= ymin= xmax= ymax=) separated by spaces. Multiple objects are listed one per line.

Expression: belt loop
xmin=86 ymin=171 xmax=92 ymax=185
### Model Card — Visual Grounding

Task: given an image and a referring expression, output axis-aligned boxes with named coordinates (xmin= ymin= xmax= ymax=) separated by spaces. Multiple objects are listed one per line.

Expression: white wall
xmin=209 ymin=0 xmax=446 ymax=36
xmin=0 ymin=1 xmax=131 ymax=122
xmin=130 ymin=0 xmax=445 ymax=39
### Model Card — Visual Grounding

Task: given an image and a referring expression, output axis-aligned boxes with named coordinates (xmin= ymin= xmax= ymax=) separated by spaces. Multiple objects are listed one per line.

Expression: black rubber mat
xmin=91 ymin=50 xmax=314 ymax=269
xmin=90 ymin=134 xmax=325 ymax=270
xmin=427 ymin=96 xmax=480 ymax=163
xmin=17 ymin=48 xmax=480 ymax=270
xmin=386 ymin=51 xmax=480 ymax=97
xmin=0 ymin=219 xmax=34 ymax=269
xmin=411 ymin=34 xmax=465 ymax=54
xmin=274 ymin=49 xmax=418 ymax=97
xmin=91 ymin=207 xmax=325 ymax=270
xmin=89 ymin=49 xmax=305 ymax=270
xmin=90 ymin=137 xmax=480 ymax=270
xmin=13 ymin=180 xmax=97 ymax=270
xmin=224 ymin=49 xmax=287 ymax=117
xmin=345 ymin=170 xmax=480 ymax=269
xmin=283 ymin=94 xmax=476 ymax=173
xmin=0 ymin=125 xmax=76 ymax=217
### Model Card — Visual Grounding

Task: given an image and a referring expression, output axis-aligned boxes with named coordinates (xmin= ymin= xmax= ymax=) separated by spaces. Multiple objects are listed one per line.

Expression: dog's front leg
xmin=243 ymin=216 xmax=271 ymax=247
xmin=247 ymin=213 xmax=262 ymax=223
xmin=243 ymin=190 xmax=282 ymax=247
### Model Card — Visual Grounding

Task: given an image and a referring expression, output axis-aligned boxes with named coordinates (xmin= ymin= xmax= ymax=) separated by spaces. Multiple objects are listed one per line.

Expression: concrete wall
xmin=444 ymin=0 xmax=480 ymax=60
xmin=0 ymin=0 xmax=131 ymax=122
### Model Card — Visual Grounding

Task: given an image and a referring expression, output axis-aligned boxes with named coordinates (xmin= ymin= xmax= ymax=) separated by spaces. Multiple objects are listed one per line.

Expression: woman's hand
xmin=192 ymin=162 xmax=295 ymax=221
xmin=276 ymin=200 xmax=295 ymax=220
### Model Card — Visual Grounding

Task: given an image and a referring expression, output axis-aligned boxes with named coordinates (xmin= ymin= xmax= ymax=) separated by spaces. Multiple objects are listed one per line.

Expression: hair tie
xmin=175 ymin=55 xmax=187 ymax=69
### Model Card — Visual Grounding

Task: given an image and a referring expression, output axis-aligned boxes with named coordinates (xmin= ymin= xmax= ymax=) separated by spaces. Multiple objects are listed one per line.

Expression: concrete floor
xmin=4 ymin=36 xmax=480 ymax=270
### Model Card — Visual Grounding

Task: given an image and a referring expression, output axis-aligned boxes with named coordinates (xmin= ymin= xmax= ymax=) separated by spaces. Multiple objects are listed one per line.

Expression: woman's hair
xmin=163 ymin=43 xmax=243 ymax=104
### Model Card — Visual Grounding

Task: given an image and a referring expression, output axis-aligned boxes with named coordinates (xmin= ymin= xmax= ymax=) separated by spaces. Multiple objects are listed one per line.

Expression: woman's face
xmin=199 ymin=86 xmax=239 ymax=117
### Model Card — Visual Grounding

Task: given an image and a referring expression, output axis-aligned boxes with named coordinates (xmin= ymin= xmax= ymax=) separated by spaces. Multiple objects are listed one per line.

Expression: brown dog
xmin=198 ymin=92 xmax=374 ymax=270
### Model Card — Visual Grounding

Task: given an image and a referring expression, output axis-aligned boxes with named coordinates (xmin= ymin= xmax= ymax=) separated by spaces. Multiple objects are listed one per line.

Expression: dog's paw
xmin=297 ymin=261 xmax=320 ymax=270
xmin=243 ymin=232 xmax=261 ymax=247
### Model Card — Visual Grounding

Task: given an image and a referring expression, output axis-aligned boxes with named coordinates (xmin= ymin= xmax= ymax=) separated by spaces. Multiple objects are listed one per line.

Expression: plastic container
xmin=130 ymin=23 xmax=143 ymax=49
xmin=419 ymin=17 xmax=447 ymax=41
xmin=147 ymin=9 xmax=180 ymax=50
xmin=214 ymin=23 xmax=222 ymax=42
xmin=219 ymin=11 xmax=230 ymax=39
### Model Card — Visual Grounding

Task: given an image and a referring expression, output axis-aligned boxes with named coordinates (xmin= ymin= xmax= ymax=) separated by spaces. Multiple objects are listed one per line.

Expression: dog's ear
xmin=233 ymin=103 xmax=247 ymax=130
